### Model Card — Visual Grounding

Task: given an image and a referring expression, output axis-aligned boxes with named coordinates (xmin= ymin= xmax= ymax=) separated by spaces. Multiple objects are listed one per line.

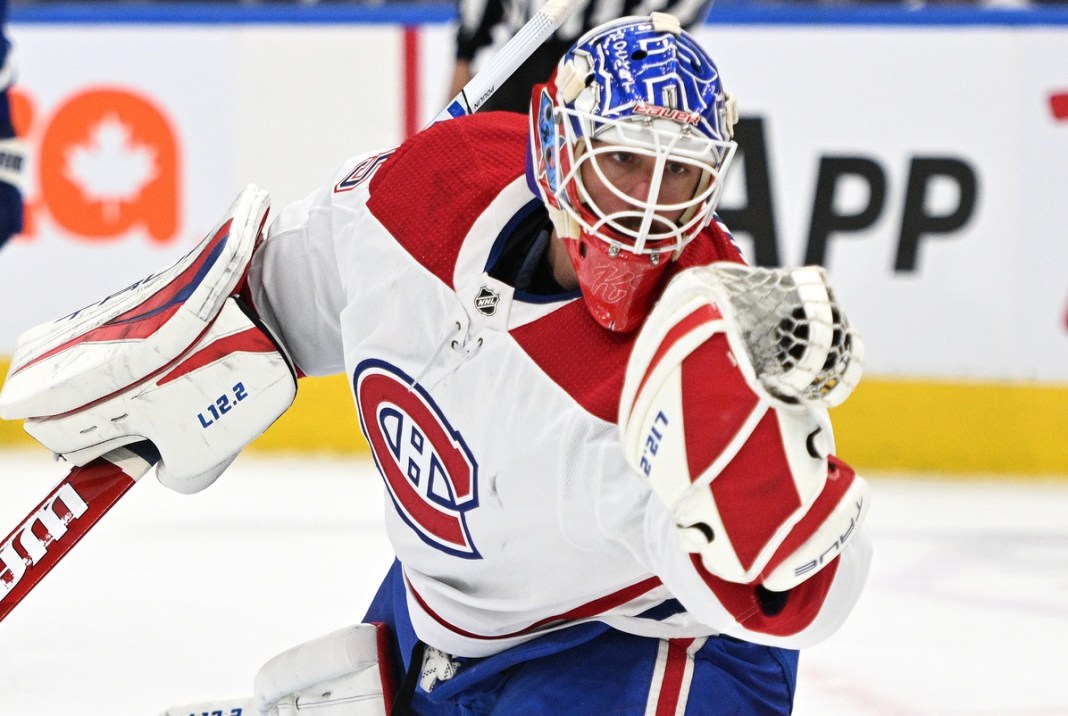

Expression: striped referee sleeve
xmin=457 ymin=0 xmax=716 ymax=59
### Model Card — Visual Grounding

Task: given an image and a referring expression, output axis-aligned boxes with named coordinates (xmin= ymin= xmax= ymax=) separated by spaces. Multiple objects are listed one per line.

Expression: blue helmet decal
xmin=536 ymin=88 xmax=561 ymax=194
xmin=564 ymin=19 xmax=731 ymax=145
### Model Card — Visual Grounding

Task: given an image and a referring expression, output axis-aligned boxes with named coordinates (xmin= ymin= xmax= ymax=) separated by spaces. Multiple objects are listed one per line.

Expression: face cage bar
xmin=552 ymin=107 xmax=737 ymax=258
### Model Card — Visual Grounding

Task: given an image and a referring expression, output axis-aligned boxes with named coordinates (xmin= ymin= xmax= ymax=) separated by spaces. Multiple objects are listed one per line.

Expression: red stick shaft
xmin=0 ymin=446 xmax=155 ymax=623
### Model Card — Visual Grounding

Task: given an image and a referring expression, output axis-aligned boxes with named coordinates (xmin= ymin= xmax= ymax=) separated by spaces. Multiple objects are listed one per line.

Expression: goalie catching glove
xmin=0 ymin=186 xmax=296 ymax=494
xmin=619 ymin=262 xmax=868 ymax=592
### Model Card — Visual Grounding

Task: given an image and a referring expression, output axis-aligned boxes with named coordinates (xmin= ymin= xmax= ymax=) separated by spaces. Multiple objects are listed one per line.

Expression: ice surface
xmin=0 ymin=449 xmax=1065 ymax=715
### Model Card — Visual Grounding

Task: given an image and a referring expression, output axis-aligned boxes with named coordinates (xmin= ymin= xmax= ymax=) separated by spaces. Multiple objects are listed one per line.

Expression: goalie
xmin=2 ymin=14 xmax=871 ymax=715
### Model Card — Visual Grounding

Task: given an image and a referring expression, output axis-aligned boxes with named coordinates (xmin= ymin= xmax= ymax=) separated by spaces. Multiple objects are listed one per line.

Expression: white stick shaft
xmin=432 ymin=0 xmax=582 ymax=124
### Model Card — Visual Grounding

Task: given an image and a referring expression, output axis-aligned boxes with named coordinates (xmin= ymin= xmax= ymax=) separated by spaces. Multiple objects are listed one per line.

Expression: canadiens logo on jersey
xmin=353 ymin=360 xmax=481 ymax=558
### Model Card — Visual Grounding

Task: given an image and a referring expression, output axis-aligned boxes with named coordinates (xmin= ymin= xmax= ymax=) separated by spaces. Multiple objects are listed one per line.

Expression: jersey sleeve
xmin=641 ymin=490 xmax=873 ymax=649
xmin=247 ymin=173 xmax=352 ymax=377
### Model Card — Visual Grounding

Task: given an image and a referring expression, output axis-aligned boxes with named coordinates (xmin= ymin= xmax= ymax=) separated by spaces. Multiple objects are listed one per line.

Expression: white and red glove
xmin=0 ymin=186 xmax=296 ymax=494
xmin=620 ymin=263 xmax=868 ymax=591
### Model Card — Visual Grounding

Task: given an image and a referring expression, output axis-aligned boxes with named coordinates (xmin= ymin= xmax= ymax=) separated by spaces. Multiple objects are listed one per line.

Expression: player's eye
xmin=666 ymin=161 xmax=691 ymax=177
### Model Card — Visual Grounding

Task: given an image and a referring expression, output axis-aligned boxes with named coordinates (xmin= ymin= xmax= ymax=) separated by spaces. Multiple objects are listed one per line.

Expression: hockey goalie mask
xmin=529 ymin=13 xmax=738 ymax=332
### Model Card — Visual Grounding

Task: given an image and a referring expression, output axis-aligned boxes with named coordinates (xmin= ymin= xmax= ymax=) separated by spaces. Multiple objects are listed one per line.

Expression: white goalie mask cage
xmin=530 ymin=13 xmax=738 ymax=331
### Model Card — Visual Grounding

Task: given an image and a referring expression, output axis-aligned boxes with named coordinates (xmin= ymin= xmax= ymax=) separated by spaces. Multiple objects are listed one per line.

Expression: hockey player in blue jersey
xmin=0 ymin=0 xmax=23 ymax=250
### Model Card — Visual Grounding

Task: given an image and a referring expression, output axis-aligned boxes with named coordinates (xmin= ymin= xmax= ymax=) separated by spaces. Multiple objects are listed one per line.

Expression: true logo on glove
xmin=792 ymin=496 xmax=864 ymax=580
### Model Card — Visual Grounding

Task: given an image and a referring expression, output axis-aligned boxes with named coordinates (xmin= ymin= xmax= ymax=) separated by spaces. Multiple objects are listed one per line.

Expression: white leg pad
xmin=254 ymin=623 xmax=392 ymax=716
xmin=159 ymin=697 xmax=254 ymax=716
xmin=159 ymin=624 xmax=393 ymax=716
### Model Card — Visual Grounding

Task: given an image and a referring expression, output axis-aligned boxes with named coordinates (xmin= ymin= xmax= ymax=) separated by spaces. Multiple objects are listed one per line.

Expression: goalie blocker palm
xmin=0 ymin=186 xmax=296 ymax=493
xmin=619 ymin=263 xmax=868 ymax=592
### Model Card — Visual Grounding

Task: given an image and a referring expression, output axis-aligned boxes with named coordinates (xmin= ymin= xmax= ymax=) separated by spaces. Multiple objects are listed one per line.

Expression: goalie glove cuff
xmin=757 ymin=456 xmax=869 ymax=591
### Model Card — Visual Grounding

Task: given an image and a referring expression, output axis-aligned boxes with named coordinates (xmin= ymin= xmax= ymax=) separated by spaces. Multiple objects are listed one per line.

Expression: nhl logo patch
xmin=474 ymin=286 xmax=500 ymax=316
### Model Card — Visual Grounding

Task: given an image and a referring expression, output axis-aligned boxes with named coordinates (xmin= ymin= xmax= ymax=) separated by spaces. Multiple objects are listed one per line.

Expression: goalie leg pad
xmin=160 ymin=624 xmax=395 ymax=716
xmin=254 ymin=623 xmax=396 ymax=716
xmin=159 ymin=625 xmax=396 ymax=716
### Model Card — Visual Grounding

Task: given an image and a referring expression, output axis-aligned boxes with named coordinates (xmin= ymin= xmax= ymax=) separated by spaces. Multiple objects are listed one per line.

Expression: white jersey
xmin=249 ymin=113 xmax=872 ymax=659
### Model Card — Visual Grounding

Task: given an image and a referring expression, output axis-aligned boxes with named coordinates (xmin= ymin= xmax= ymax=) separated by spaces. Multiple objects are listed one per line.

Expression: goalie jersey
xmin=248 ymin=112 xmax=871 ymax=660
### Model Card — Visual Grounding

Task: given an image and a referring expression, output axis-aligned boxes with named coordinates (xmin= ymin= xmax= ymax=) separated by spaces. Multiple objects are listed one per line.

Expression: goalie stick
xmin=432 ymin=0 xmax=583 ymax=123
xmin=0 ymin=0 xmax=583 ymax=627
xmin=0 ymin=442 xmax=158 ymax=622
